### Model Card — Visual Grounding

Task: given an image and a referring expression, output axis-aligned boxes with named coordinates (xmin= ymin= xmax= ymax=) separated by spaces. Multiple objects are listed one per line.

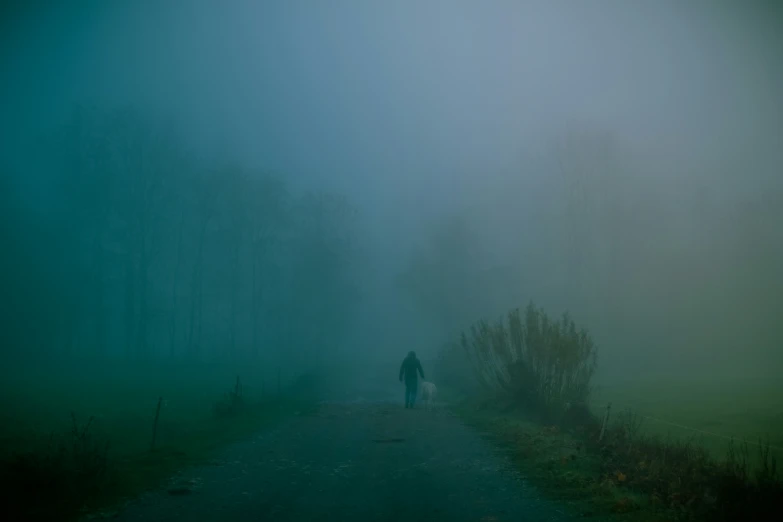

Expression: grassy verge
xmin=590 ymin=377 xmax=783 ymax=467
xmin=441 ymin=301 xmax=782 ymax=521
xmin=0 ymin=363 xmax=315 ymax=522
xmin=453 ymin=395 xmax=663 ymax=521
xmin=451 ymin=392 xmax=781 ymax=522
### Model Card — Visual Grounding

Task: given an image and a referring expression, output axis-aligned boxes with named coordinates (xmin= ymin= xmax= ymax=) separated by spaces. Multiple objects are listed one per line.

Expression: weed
xmin=1 ymin=414 xmax=111 ymax=521
xmin=213 ymin=375 xmax=245 ymax=418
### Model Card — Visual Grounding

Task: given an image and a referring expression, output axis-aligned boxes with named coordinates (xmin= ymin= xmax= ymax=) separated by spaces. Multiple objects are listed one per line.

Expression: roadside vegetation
xmin=0 ymin=364 xmax=318 ymax=522
xmin=437 ymin=302 xmax=782 ymax=521
xmin=0 ymin=106 xmax=359 ymax=522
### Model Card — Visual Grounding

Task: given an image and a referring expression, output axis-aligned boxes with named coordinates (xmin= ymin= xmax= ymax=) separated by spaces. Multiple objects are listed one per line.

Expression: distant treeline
xmin=0 ymin=106 xmax=360 ymax=365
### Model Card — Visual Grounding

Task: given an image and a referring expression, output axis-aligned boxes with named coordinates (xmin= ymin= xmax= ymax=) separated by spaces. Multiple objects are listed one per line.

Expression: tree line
xmin=0 ymin=106 xmax=361 ymax=366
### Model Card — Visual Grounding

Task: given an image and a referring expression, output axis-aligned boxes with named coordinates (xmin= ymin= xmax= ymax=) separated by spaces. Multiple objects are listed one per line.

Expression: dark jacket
xmin=399 ymin=354 xmax=425 ymax=384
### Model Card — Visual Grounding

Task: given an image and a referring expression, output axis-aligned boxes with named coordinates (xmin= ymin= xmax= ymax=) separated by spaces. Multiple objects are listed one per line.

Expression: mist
xmin=2 ymin=0 xmax=783 ymax=385
xmin=4 ymin=1 xmax=783 ymax=520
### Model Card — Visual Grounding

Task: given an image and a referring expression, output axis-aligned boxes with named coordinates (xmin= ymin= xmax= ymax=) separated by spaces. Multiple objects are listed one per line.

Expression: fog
xmin=2 ymin=0 xmax=782 ymax=386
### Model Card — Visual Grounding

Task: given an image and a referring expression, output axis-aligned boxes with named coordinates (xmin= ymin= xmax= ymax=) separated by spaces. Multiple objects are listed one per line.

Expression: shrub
xmin=461 ymin=302 xmax=597 ymax=421
xmin=213 ymin=376 xmax=245 ymax=418
xmin=432 ymin=341 xmax=483 ymax=395
xmin=1 ymin=414 xmax=110 ymax=520
xmin=452 ymin=301 xmax=781 ymax=520
xmin=596 ymin=413 xmax=781 ymax=520
xmin=712 ymin=439 xmax=781 ymax=521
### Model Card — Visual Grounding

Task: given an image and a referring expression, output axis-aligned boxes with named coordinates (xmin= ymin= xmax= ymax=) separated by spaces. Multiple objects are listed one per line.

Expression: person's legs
xmin=404 ymin=385 xmax=412 ymax=408
xmin=407 ymin=381 xmax=418 ymax=408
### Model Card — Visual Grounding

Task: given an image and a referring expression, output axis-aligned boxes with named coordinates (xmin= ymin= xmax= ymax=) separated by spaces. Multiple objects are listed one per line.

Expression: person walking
xmin=399 ymin=351 xmax=425 ymax=408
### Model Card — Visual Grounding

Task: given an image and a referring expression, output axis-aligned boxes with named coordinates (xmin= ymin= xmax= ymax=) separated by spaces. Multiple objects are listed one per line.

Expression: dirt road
xmin=114 ymin=401 xmax=574 ymax=521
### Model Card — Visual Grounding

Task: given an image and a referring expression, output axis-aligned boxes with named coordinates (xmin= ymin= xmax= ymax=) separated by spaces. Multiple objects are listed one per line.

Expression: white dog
xmin=420 ymin=381 xmax=437 ymax=411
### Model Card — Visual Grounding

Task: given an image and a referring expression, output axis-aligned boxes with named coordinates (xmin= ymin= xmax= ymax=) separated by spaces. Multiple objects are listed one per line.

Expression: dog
xmin=420 ymin=381 xmax=437 ymax=411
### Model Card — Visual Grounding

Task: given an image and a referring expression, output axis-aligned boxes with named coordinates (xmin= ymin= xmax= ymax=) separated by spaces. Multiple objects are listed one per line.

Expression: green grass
xmin=0 ymin=362 xmax=310 ymax=521
xmin=447 ymin=374 xmax=783 ymax=522
xmin=590 ymin=376 xmax=783 ymax=467
xmin=454 ymin=399 xmax=666 ymax=521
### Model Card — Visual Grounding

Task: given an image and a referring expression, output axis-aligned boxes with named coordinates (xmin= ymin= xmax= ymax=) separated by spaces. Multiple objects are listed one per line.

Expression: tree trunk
xmin=187 ymin=264 xmax=197 ymax=357
xmin=92 ymin=241 xmax=106 ymax=357
xmin=62 ymin=305 xmax=78 ymax=357
xmin=136 ymin=234 xmax=149 ymax=358
xmin=229 ymin=241 xmax=239 ymax=359
xmin=124 ymin=250 xmax=136 ymax=359
xmin=169 ymin=211 xmax=185 ymax=358
xmin=90 ymin=208 xmax=111 ymax=358
xmin=251 ymin=249 xmax=260 ymax=359
xmin=188 ymin=219 xmax=208 ymax=358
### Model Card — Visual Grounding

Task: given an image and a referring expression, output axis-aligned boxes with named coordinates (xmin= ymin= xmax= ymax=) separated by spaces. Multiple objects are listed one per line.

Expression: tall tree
xmin=398 ymin=214 xmax=490 ymax=337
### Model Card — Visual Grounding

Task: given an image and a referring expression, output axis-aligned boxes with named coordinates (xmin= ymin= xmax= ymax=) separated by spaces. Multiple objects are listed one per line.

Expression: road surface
xmin=114 ymin=400 xmax=574 ymax=521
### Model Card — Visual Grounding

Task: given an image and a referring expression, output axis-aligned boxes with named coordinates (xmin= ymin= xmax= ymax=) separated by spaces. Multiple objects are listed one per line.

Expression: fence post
xmin=598 ymin=402 xmax=612 ymax=443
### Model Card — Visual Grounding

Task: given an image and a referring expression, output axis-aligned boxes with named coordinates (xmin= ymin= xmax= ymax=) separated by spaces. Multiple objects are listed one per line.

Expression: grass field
xmin=0 ymin=362 xmax=310 ymax=521
xmin=453 ymin=375 xmax=783 ymax=521
xmin=590 ymin=375 xmax=783 ymax=467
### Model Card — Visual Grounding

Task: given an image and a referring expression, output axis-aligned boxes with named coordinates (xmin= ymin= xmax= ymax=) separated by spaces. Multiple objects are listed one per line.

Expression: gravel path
xmin=114 ymin=401 xmax=574 ymax=521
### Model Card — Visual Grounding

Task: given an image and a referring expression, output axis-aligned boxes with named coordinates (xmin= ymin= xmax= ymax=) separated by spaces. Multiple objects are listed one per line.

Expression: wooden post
xmin=598 ymin=402 xmax=612 ymax=442
xmin=150 ymin=397 xmax=163 ymax=451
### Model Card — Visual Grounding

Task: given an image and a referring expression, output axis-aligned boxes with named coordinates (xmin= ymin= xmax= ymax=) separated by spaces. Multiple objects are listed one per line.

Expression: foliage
xmin=458 ymin=395 xmax=781 ymax=522
xmin=596 ymin=413 xmax=782 ymax=521
xmin=0 ymin=364 xmax=316 ymax=521
xmin=461 ymin=302 xmax=597 ymax=420
xmin=0 ymin=106 xmax=360 ymax=365
xmin=397 ymin=214 xmax=497 ymax=337
xmin=213 ymin=376 xmax=246 ymax=418
xmin=1 ymin=414 xmax=110 ymax=521
xmin=431 ymin=342 xmax=482 ymax=397
xmin=448 ymin=297 xmax=780 ymax=520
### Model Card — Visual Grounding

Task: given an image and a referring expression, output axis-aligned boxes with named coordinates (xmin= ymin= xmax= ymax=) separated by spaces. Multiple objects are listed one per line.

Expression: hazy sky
xmin=2 ymin=1 xmax=782 ymax=374
xmin=4 ymin=1 xmax=781 ymax=210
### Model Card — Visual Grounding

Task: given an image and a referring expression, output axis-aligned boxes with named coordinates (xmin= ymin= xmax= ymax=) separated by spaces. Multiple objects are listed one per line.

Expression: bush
xmin=1 ymin=414 xmax=111 ymax=521
xmin=287 ymin=372 xmax=326 ymax=402
xmin=451 ymin=301 xmax=782 ymax=520
xmin=712 ymin=439 xmax=781 ymax=521
xmin=461 ymin=302 xmax=597 ymax=421
xmin=595 ymin=412 xmax=781 ymax=520
xmin=431 ymin=341 xmax=482 ymax=396
xmin=213 ymin=376 xmax=245 ymax=418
